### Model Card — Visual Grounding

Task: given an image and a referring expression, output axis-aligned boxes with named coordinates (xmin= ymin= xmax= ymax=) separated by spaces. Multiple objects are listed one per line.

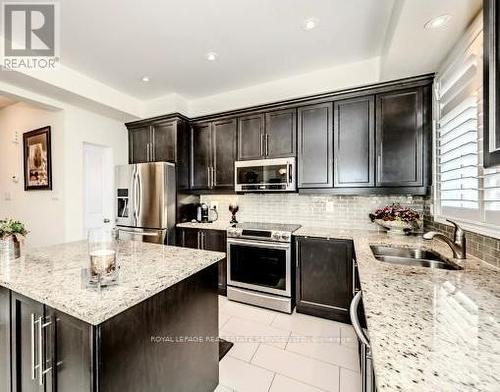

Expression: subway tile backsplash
xmin=200 ymin=194 xmax=426 ymax=231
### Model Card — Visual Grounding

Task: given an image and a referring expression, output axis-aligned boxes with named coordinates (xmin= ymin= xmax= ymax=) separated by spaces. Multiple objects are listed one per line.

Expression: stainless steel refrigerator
xmin=115 ymin=162 xmax=176 ymax=244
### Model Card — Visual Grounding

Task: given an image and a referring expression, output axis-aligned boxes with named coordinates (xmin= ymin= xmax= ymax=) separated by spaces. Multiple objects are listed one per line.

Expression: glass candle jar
xmin=87 ymin=228 xmax=118 ymax=285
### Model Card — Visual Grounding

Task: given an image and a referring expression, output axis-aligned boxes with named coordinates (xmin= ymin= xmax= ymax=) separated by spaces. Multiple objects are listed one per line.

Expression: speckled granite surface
xmin=0 ymin=240 xmax=225 ymax=325
xmin=295 ymin=227 xmax=500 ymax=392
xmin=177 ymin=221 xmax=234 ymax=231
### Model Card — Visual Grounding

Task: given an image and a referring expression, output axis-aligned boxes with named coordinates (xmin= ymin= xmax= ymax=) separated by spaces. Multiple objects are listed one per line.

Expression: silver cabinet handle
xmin=197 ymin=231 xmax=201 ymax=249
xmin=349 ymin=291 xmax=370 ymax=347
xmin=31 ymin=313 xmax=39 ymax=380
xmin=118 ymin=229 xmax=160 ymax=237
xmin=265 ymin=134 xmax=270 ymax=156
xmin=212 ymin=167 xmax=216 ymax=188
xmin=260 ymin=134 xmax=265 ymax=156
xmin=39 ymin=317 xmax=52 ymax=385
xmin=201 ymin=232 xmax=205 ymax=249
xmin=207 ymin=166 xmax=211 ymax=188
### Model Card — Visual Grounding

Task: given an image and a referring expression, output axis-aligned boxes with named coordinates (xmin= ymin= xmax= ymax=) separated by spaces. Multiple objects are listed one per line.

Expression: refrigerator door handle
xmin=136 ymin=168 xmax=142 ymax=222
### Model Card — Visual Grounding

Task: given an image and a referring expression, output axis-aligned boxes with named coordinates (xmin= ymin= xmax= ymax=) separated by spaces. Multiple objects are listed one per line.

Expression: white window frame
xmin=433 ymin=12 xmax=500 ymax=240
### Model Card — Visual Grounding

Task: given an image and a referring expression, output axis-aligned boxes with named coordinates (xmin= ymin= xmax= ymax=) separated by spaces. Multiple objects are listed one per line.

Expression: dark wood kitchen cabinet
xmin=296 ymin=237 xmax=353 ymax=323
xmin=191 ymin=118 xmax=238 ymax=191
xmin=0 ymin=287 xmax=10 ymax=392
xmin=334 ymin=96 xmax=375 ymax=187
xmin=238 ymin=109 xmax=296 ymax=160
xmin=10 ymin=292 xmax=92 ymax=392
xmin=297 ymin=103 xmax=333 ymax=188
xmin=238 ymin=113 xmax=265 ymax=160
xmin=127 ymin=116 xmax=191 ymax=190
xmin=128 ymin=125 xmax=151 ymax=164
xmin=45 ymin=308 xmax=93 ymax=392
xmin=179 ymin=228 xmax=228 ymax=295
xmin=11 ymin=292 xmax=45 ymax=392
xmin=265 ymin=109 xmax=297 ymax=158
xmin=375 ymin=88 xmax=424 ymax=187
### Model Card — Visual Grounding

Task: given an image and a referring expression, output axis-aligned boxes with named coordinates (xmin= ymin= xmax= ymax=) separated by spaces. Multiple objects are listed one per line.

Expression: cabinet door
xmin=191 ymin=122 xmax=212 ymax=189
xmin=202 ymin=230 xmax=228 ymax=296
xmin=265 ymin=109 xmax=297 ymax=158
xmin=297 ymin=103 xmax=333 ymax=188
xmin=334 ymin=96 xmax=375 ymax=187
xmin=212 ymin=118 xmax=237 ymax=189
xmin=11 ymin=292 xmax=45 ymax=392
xmin=0 ymin=287 xmax=10 ymax=392
xmin=181 ymin=228 xmax=200 ymax=249
xmin=129 ymin=126 xmax=151 ymax=164
xmin=45 ymin=307 xmax=92 ymax=392
xmin=238 ymin=114 xmax=265 ymax=160
xmin=176 ymin=121 xmax=190 ymax=191
xmin=376 ymin=88 xmax=423 ymax=186
xmin=152 ymin=120 xmax=176 ymax=162
xmin=296 ymin=237 xmax=353 ymax=322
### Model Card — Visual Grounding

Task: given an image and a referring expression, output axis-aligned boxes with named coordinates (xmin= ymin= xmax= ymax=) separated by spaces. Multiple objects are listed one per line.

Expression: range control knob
xmin=281 ymin=233 xmax=290 ymax=241
xmin=272 ymin=232 xmax=281 ymax=240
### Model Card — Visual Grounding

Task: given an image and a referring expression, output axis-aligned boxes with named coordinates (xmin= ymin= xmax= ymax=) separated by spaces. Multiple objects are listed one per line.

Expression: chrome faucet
xmin=423 ymin=219 xmax=466 ymax=259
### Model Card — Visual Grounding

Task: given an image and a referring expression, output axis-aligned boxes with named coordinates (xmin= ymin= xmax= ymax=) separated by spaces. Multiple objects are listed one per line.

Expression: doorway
xmin=83 ymin=143 xmax=113 ymax=235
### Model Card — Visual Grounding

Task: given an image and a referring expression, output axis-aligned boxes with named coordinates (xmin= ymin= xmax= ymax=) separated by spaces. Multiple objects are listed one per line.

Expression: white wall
xmin=0 ymin=102 xmax=65 ymax=247
xmin=186 ymin=57 xmax=381 ymax=117
xmin=0 ymin=101 xmax=128 ymax=247
xmin=63 ymin=106 xmax=128 ymax=241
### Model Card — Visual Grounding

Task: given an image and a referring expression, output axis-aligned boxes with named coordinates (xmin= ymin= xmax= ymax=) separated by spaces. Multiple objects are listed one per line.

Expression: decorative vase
xmin=373 ymin=219 xmax=414 ymax=236
xmin=0 ymin=236 xmax=21 ymax=261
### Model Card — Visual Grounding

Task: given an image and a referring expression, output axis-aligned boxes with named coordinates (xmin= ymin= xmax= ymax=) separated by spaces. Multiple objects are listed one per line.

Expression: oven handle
xmin=227 ymin=238 xmax=291 ymax=249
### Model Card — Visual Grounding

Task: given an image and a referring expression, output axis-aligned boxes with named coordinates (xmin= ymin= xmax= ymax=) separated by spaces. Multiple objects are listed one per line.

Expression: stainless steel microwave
xmin=234 ymin=157 xmax=296 ymax=192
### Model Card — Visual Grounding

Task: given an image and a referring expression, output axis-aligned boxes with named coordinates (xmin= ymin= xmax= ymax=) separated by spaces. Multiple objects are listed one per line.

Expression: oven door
xmin=227 ymin=238 xmax=291 ymax=297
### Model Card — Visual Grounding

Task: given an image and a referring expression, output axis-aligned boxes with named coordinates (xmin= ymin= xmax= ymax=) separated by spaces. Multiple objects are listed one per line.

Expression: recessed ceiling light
xmin=302 ymin=17 xmax=319 ymax=31
xmin=424 ymin=14 xmax=452 ymax=29
xmin=141 ymin=76 xmax=150 ymax=82
xmin=206 ymin=52 xmax=217 ymax=61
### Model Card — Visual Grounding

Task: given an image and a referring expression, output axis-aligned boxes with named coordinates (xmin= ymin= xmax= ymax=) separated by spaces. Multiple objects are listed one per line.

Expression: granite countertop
xmin=0 ymin=240 xmax=225 ymax=325
xmin=177 ymin=221 xmax=234 ymax=231
xmin=295 ymin=227 xmax=500 ymax=392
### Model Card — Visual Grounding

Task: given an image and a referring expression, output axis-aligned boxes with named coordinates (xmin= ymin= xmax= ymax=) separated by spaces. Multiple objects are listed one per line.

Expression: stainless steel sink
xmin=370 ymin=245 xmax=462 ymax=270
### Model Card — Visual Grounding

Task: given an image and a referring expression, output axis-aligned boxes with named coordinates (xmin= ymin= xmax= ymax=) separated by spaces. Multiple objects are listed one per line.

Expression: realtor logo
xmin=2 ymin=2 xmax=59 ymax=70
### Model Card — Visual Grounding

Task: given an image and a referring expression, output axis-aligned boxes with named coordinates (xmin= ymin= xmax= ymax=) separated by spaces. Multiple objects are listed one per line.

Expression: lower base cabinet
xmin=296 ymin=237 xmax=354 ymax=323
xmin=178 ymin=227 xmax=227 ymax=295
xmin=1 ymin=287 xmax=11 ymax=392
xmin=10 ymin=292 xmax=92 ymax=392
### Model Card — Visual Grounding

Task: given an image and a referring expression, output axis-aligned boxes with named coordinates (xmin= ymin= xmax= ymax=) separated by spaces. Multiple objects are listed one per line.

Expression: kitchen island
xmin=0 ymin=240 xmax=225 ymax=392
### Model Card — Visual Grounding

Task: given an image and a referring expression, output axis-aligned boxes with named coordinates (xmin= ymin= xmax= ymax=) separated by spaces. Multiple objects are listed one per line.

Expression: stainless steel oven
xmin=234 ymin=157 xmax=296 ymax=192
xmin=226 ymin=222 xmax=300 ymax=313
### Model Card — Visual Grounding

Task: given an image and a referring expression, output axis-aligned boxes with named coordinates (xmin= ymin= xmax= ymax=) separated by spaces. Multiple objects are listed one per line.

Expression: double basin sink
xmin=370 ymin=245 xmax=462 ymax=270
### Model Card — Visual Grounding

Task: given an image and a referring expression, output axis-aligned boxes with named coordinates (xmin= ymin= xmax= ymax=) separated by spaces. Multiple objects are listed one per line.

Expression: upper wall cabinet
xmin=191 ymin=118 xmax=237 ymax=191
xmin=297 ymin=103 xmax=333 ymax=188
xmin=238 ymin=109 xmax=297 ymax=160
xmin=375 ymin=88 xmax=424 ymax=187
xmin=127 ymin=116 xmax=190 ymax=190
xmin=334 ymin=96 xmax=375 ymax=188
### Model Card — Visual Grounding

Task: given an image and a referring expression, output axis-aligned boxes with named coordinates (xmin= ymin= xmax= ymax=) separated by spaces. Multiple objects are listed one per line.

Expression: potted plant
xmin=369 ymin=203 xmax=421 ymax=235
xmin=0 ymin=219 xmax=28 ymax=260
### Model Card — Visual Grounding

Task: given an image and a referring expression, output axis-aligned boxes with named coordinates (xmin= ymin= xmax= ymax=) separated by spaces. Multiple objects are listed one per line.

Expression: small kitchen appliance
xmin=226 ymin=222 xmax=301 ymax=313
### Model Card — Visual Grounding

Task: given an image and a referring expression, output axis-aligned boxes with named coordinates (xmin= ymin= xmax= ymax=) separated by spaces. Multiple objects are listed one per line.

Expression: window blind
xmin=435 ymin=17 xmax=500 ymax=231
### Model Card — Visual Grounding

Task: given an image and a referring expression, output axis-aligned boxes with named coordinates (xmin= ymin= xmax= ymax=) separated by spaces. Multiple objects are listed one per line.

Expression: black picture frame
xmin=484 ymin=0 xmax=500 ymax=167
xmin=23 ymin=126 xmax=52 ymax=191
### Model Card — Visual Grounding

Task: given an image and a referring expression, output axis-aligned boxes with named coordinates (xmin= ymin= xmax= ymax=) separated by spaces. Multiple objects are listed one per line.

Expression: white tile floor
xmin=216 ymin=296 xmax=361 ymax=392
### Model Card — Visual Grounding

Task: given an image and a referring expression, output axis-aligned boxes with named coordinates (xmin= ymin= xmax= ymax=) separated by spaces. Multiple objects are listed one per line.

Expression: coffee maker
xmin=197 ymin=203 xmax=210 ymax=222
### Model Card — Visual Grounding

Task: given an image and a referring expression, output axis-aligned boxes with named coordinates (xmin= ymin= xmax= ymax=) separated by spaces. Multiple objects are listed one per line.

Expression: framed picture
xmin=23 ymin=126 xmax=52 ymax=191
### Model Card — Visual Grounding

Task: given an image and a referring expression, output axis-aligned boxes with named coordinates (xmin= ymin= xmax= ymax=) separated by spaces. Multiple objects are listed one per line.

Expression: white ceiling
xmin=60 ymin=0 xmax=396 ymax=99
